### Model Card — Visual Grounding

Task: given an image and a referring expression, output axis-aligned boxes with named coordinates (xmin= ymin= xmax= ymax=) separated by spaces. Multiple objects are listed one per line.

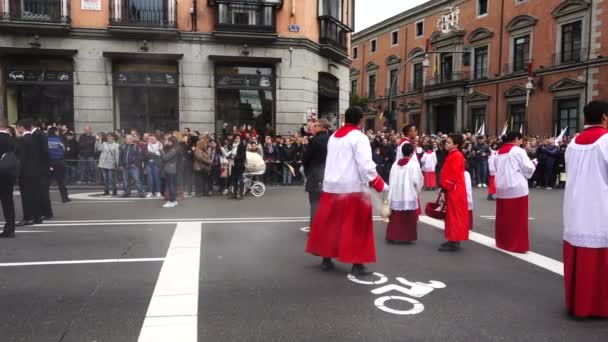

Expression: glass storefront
xmin=4 ymin=57 xmax=74 ymax=126
xmin=113 ymin=62 xmax=179 ymax=132
xmin=215 ymin=65 xmax=275 ymax=134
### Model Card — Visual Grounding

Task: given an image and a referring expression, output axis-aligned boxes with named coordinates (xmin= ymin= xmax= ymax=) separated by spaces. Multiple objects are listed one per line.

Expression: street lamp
xmin=387 ymin=52 xmax=430 ymax=131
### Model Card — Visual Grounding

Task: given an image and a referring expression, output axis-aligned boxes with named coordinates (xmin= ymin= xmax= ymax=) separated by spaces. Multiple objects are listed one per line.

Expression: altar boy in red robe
xmin=306 ymin=106 xmax=388 ymax=276
xmin=438 ymin=134 xmax=469 ymax=252
xmin=494 ymin=131 xmax=536 ymax=253
xmin=563 ymin=100 xmax=608 ymax=318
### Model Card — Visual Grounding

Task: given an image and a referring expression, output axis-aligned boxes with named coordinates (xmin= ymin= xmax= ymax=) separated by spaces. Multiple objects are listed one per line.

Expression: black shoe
xmin=0 ymin=231 xmax=15 ymax=238
xmin=102 ymin=192 xmax=110 ymax=196
xmin=62 ymin=198 xmax=72 ymax=203
xmin=41 ymin=215 xmax=53 ymax=221
xmin=16 ymin=220 xmax=35 ymax=227
xmin=112 ymin=191 xmax=118 ymax=197
xmin=487 ymin=194 xmax=495 ymax=201
xmin=121 ymin=193 xmax=131 ymax=198
xmin=34 ymin=218 xmax=44 ymax=224
xmin=351 ymin=264 xmax=373 ymax=276
xmin=320 ymin=258 xmax=335 ymax=272
xmin=438 ymin=241 xmax=460 ymax=252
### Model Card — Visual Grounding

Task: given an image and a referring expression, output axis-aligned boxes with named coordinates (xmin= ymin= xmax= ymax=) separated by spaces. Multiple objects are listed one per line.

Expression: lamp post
xmin=524 ymin=62 xmax=534 ymax=134
xmin=387 ymin=52 xmax=430 ymax=131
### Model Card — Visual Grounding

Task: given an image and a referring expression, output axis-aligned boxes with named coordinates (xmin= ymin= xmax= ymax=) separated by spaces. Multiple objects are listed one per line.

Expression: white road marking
xmin=480 ymin=215 xmax=535 ymax=220
xmin=299 ymin=227 xmax=310 ymax=232
xmin=52 ymin=200 xmax=136 ymax=204
xmin=0 ymin=258 xmax=164 ymax=267
xmin=374 ymin=296 xmax=425 ymax=315
xmin=15 ymin=230 xmax=52 ymax=233
xmin=419 ymin=216 xmax=564 ymax=276
xmin=347 ymin=272 xmax=389 ymax=285
xmin=138 ymin=222 xmax=201 ymax=342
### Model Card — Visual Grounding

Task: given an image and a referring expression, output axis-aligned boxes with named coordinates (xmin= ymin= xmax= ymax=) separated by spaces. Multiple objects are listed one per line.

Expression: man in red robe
xmin=563 ymin=100 xmax=608 ymax=318
xmin=438 ymin=134 xmax=469 ymax=252
xmin=306 ymin=107 xmax=388 ymax=276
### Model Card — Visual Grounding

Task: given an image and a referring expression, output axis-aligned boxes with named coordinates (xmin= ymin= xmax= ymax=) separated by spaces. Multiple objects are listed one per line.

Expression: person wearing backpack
xmin=48 ymin=127 xmax=70 ymax=203
xmin=0 ymin=118 xmax=17 ymax=238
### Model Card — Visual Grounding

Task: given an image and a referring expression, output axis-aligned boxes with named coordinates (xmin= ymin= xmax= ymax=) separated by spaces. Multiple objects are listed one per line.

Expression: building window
xmin=318 ymin=0 xmax=342 ymax=21
xmin=561 ymin=21 xmax=583 ymax=63
xmin=215 ymin=65 xmax=275 ymax=134
xmin=415 ymin=20 xmax=424 ymax=38
xmin=557 ymin=99 xmax=579 ymax=133
xmin=352 ymin=47 xmax=358 ymax=59
xmin=391 ymin=30 xmax=399 ymax=46
xmin=471 ymin=107 xmax=486 ymax=132
xmin=478 ymin=0 xmax=488 ymax=16
xmin=368 ymin=74 xmax=376 ymax=98
xmin=474 ymin=46 xmax=489 ymax=79
xmin=370 ymin=39 xmax=377 ymax=53
xmin=513 ymin=35 xmax=530 ymax=72
xmin=388 ymin=68 xmax=398 ymax=95
xmin=413 ymin=63 xmax=423 ymax=90
xmin=509 ymin=103 xmax=526 ymax=132
xmin=351 ymin=79 xmax=358 ymax=95
xmin=441 ymin=53 xmax=454 ymax=82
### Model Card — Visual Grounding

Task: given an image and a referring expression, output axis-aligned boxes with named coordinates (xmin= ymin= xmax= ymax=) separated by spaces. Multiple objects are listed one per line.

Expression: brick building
xmin=351 ymin=0 xmax=608 ymax=136
xmin=0 ymin=0 xmax=354 ymax=134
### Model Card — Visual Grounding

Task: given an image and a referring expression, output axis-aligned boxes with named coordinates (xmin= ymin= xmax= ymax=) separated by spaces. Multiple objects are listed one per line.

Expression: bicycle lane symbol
xmin=347 ymin=272 xmax=446 ymax=315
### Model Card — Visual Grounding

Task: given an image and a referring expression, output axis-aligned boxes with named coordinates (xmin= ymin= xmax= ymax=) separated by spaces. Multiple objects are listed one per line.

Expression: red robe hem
xmin=386 ymin=210 xmax=418 ymax=242
xmin=306 ymin=192 xmax=376 ymax=264
xmin=495 ymin=196 xmax=529 ymax=253
xmin=488 ymin=175 xmax=496 ymax=195
xmin=423 ymin=172 xmax=437 ymax=188
xmin=564 ymin=241 xmax=608 ymax=317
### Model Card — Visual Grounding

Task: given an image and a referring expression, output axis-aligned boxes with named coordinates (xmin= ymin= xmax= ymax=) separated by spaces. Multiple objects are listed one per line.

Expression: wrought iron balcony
xmin=553 ymin=48 xmax=588 ymax=66
xmin=319 ymin=15 xmax=351 ymax=61
xmin=503 ymin=59 xmax=533 ymax=74
xmin=110 ymin=0 xmax=176 ymax=28
xmin=427 ymin=71 xmax=469 ymax=86
xmin=1 ymin=0 xmax=68 ymax=23
xmin=215 ymin=2 xmax=276 ymax=33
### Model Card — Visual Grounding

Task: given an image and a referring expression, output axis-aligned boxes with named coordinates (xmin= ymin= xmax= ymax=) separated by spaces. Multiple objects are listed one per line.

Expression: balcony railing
xmin=427 ymin=71 xmax=469 ymax=86
xmin=553 ymin=48 xmax=588 ymax=66
xmin=0 ymin=0 xmax=69 ymax=24
xmin=504 ymin=59 xmax=533 ymax=74
xmin=110 ymin=0 xmax=176 ymax=28
xmin=215 ymin=2 xmax=276 ymax=33
xmin=319 ymin=15 xmax=350 ymax=53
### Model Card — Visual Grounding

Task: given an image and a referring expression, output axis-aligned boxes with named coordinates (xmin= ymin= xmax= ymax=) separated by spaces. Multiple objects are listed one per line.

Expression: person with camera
xmin=0 ymin=118 xmax=17 ymax=237
xmin=96 ymin=133 xmax=120 ymax=196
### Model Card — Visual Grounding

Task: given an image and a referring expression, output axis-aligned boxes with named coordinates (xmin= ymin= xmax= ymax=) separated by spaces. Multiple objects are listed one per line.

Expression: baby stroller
xmin=243 ymin=152 xmax=267 ymax=197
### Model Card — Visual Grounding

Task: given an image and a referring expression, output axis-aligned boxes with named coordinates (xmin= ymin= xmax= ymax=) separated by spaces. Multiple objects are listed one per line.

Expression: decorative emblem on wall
xmin=437 ymin=6 xmax=461 ymax=34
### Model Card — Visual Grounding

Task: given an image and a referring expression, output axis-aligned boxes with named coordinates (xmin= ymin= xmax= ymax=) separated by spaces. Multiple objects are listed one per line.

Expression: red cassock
xmin=564 ymin=241 xmax=608 ymax=317
xmin=306 ymin=192 xmax=376 ymax=264
xmin=488 ymin=175 xmax=496 ymax=195
xmin=439 ymin=150 xmax=469 ymax=242
xmin=424 ymin=172 xmax=437 ymax=188
xmin=496 ymin=196 xmax=529 ymax=252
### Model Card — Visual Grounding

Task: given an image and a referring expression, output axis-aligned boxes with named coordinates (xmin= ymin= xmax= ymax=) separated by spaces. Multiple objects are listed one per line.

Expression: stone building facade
xmin=351 ymin=0 xmax=608 ymax=136
xmin=0 ymin=0 xmax=354 ymax=134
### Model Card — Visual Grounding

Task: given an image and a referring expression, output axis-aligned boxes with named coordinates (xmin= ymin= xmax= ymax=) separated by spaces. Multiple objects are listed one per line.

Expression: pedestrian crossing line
xmin=0 ymin=258 xmax=165 ymax=267
xmin=419 ymin=216 xmax=564 ymax=276
xmin=137 ymin=222 xmax=202 ymax=342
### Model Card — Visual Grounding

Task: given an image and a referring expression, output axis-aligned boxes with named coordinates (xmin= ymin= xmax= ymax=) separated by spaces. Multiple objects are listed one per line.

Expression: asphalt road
xmin=1 ymin=186 xmax=606 ymax=342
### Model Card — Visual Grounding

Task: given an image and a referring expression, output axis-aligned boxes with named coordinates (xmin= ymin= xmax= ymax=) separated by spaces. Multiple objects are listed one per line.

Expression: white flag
xmin=476 ymin=123 xmax=485 ymax=136
xmin=555 ymin=126 xmax=568 ymax=146
xmin=519 ymin=124 xmax=523 ymax=134
xmin=500 ymin=121 xmax=508 ymax=137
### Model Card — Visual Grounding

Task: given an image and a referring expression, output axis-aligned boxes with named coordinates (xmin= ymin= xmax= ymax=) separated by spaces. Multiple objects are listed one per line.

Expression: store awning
xmin=0 ymin=47 xmax=77 ymax=57
xmin=102 ymin=52 xmax=184 ymax=61
xmin=208 ymin=55 xmax=282 ymax=64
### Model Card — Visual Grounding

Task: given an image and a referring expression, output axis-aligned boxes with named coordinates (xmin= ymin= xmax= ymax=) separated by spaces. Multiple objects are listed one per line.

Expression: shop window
xmin=215 ymin=65 xmax=275 ymax=134
xmin=113 ymin=62 xmax=179 ymax=132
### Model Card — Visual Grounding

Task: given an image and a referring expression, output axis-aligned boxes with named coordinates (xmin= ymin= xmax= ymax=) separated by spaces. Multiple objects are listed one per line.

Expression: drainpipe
xmin=191 ymin=0 xmax=197 ymax=32
xmin=495 ymin=0 xmax=506 ymax=136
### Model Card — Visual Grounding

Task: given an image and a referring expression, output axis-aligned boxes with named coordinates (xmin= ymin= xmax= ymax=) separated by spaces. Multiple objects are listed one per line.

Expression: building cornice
xmin=352 ymin=0 xmax=449 ymax=43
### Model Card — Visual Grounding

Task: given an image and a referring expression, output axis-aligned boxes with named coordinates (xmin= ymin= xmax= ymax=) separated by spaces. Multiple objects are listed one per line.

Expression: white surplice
xmin=388 ymin=159 xmax=423 ymax=211
xmin=495 ymin=145 xmax=536 ymax=199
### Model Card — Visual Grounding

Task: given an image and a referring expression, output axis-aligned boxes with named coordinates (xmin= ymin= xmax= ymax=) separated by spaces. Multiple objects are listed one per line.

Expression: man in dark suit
xmin=16 ymin=118 xmax=44 ymax=226
xmin=0 ymin=118 xmax=17 ymax=237
xmin=32 ymin=121 xmax=53 ymax=220
xmin=302 ymin=118 xmax=331 ymax=224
